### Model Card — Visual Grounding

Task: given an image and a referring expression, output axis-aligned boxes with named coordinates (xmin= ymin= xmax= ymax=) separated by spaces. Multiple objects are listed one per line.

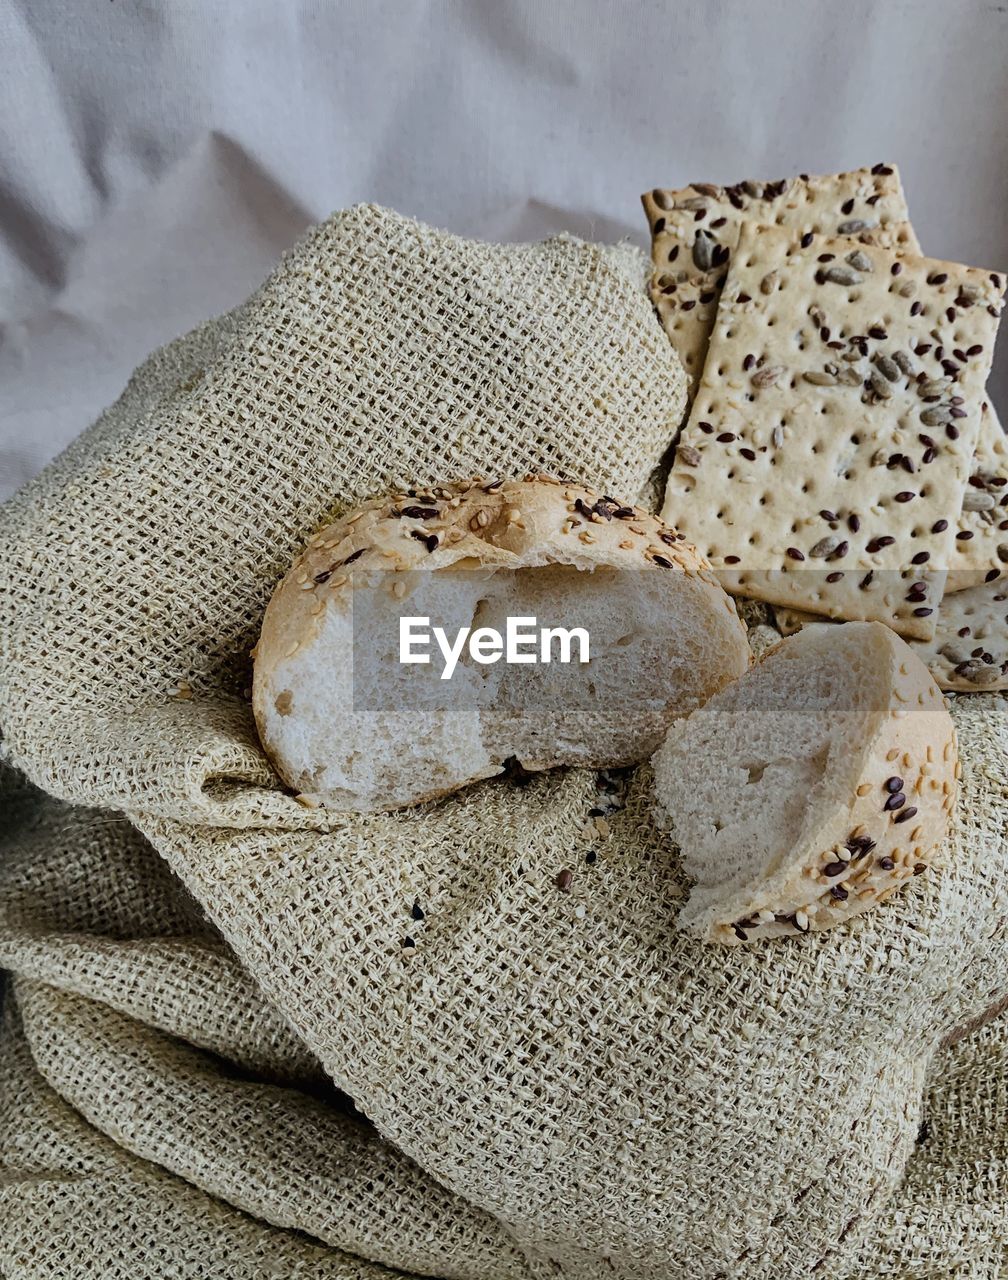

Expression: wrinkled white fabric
xmin=1 ymin=0 xmax=1006 ymax=498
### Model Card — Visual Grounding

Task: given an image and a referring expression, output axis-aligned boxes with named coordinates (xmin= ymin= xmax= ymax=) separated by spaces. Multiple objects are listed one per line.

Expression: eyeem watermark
xmin=400 ymin=616 xmax=590 ymax=680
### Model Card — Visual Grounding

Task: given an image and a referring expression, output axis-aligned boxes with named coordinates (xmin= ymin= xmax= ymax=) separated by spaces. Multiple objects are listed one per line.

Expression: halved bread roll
xmin=253 ymin=477 xmax=750 ymax=812
xmin=652 ymin=622 xmax=959 ymax=944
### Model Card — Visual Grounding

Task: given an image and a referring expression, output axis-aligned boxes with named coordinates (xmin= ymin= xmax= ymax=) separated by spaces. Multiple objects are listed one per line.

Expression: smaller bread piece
xmin=253 ymin=477 xmax=751 ymax=812
xmin=652 ymin=622 xmax=958 ymax=945
xmin=642 ymin=163 xmax=920 ymax=389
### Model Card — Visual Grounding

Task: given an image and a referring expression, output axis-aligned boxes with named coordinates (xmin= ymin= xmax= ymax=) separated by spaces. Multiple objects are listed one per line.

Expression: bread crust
xmin=253 ymin=476 xmax=750 ymax=810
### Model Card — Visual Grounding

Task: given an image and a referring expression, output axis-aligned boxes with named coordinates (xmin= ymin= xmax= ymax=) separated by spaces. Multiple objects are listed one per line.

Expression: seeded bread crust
xmin=253 ymin=476 xmax=750 ymax=810
xmin=654 ymin=623 xmax=958 ymax=945
xmin=642 ymin=163 xmax=920 ymax=389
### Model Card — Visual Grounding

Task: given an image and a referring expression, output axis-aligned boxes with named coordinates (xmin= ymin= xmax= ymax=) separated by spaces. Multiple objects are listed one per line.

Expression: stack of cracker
xmin=643 ymin=165 xmax=1007 ymax=691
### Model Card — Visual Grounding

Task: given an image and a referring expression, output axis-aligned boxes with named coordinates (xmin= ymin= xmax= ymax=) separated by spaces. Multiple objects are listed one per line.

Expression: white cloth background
xmin=1 ymin=0 xmax=1006 ymax=501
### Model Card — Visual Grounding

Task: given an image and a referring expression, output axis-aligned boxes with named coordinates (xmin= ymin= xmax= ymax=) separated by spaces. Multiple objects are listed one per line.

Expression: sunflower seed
xmin=823 ymin=266 xmax=862 ymax=286
xmin=921 ymin=405 xmax=953 ymax=427
xmin=869 ymin=369 xmax=893 ymax=399
xmin=760 ymin=270 xmax=780 ymax=295
xmin=742 ymin=179 xmax=764 ymax=198
xmin=919 ymin=378 xmax=950 ymax=397
xmin=678 ymin=445 xmax=702 ymax=467
xmin=651 ymin=189 xmax=673 ymax=211
xmin=891 ymin=349 xmax=917 ymax=377
xmin=692 ymin=232 xmax=715 ymax=271
xmin=751 ymin=364 xmax=786 ymax=389
xmin=837 ymin=367 xmax=863 ymax=385
xmin=962 ymin=490 xmax=996 ymax=512
xmin=845 ymin=250 xmax=873 ymax=272
xmin=679 ymin=196 xmax=710 ymax=211
xmin=810 ymin=536 xmax=841 ymax=558
xmin=837 ymin=218 xmax=877 ymax=235
xmin=692 ymin=182 xmax=721 ymax=197
xmin=873 ymin=354 xmax=901 ymax=382
xmin=803 ymin=370 xmax=837 ymax=386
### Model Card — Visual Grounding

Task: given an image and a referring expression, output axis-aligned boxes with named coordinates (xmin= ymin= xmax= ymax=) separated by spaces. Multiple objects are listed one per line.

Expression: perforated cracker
xmin=917 ymin=578 xmax=1008 ymax=690
xmin=661 ymin=222 xmax=1005 ymax=640
xmin=643 ymin=164 xmax=921 ymax=388
xmin=947 ymin=399 xmax=1008 ymax=590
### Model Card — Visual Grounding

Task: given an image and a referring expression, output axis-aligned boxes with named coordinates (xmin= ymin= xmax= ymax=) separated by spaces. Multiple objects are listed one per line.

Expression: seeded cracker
xmin=915 ymin=579 xmax=1008 ymax=689
xmin=643 ymin=164 xmax=920 ymax=390
xmin=947 ymin=399 xmax=1008 ymax=589
xmin=661 ymin=222 xmax=1005 ymax=640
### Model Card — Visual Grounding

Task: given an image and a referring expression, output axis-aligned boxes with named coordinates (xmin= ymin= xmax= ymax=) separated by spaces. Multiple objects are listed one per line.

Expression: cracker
xmin=774 ymin=586 xmax=1008 ymax=692
xmin=946 ymin=398 xmax=1008 ymax=590
xmin=914 ymin=579 xmax=1008 ymax=690
xmin=661 ymin=222 xmax=1005 ymax=640
xmin=643 ymin=164 xmax=921 ymax=388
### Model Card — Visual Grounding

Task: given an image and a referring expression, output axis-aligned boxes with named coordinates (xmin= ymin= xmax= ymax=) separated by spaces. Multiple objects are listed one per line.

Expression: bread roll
xmin=652 ymin=622 xmax=959 ymax=944
xmin=253 ymin=477 xmax=750 ymax=811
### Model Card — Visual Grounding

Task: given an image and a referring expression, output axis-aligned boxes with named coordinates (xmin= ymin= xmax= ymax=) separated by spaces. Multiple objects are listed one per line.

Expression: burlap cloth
xmin=1 ymin=205 xmax=1006 ymax=1279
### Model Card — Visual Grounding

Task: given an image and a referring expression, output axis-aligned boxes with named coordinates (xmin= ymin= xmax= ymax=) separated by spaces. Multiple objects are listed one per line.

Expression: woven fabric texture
xmin=2 ymin=765 xmax=1007 ymax=1279
xmin=1 ymin=205 xmax=1007 ymax=1279
xmin=0 ymin=204 xmax=685 ymax=824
